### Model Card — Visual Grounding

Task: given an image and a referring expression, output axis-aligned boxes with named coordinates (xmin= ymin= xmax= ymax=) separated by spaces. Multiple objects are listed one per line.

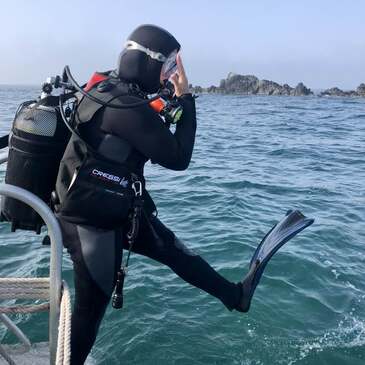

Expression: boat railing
xmin=0 ymin=152 xmax=65 ymax=365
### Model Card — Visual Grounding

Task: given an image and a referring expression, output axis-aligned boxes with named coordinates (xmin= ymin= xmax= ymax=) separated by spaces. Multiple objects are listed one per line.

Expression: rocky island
xmin=319 ymin=83 xmax=365 ymax=97
xmin=190 ymin=73 xmax=365 ymax=97
xmin=190 ymin=73 xmax=313 ymax=96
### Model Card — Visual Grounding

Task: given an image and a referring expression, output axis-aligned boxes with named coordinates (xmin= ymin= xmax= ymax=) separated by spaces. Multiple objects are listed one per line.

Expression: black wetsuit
xmin=57 ymin=93 xmax=241 ymax=364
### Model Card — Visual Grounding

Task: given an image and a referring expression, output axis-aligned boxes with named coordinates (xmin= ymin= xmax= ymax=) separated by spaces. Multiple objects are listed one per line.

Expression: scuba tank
xmin=0 ymin=83 xmax=70 ymax=234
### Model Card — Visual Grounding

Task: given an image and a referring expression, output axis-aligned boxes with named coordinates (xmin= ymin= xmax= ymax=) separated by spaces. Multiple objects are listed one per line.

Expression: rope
xmin=0 ymin=278 xmax=72 ymax=365
xmin=0 ymin=278 xmax=50 ymax=284
xmin=0 ymin=292 xmax=50 ymax=300
xmin=0 ymin=278 xmax=50 ymax=300
xmin=0 ymin=303 xmax=50 ymax=314
xmin=56 ymin=281 xmax=72 ymax=365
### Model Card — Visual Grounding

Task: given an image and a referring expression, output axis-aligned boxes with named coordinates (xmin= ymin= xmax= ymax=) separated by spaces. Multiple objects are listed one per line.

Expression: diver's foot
xmin=235 ymin=260 xmax=260 ymax=312
xmin=235 ymin=210 xmax=314 ymax=313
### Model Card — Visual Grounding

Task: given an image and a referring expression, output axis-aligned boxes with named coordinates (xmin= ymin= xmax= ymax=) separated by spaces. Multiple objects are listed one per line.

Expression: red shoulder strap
xmin=84 ymin=72 xmax=108 ymax=92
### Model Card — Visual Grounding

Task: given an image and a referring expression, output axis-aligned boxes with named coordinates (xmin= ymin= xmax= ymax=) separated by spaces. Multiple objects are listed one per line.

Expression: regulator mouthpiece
xmin=149 ymin=98 xmax=183 ymax=124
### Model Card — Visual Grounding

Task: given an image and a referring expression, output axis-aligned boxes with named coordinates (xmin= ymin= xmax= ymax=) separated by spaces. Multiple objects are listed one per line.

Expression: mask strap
xmin=124 ymin=40 xmax=167 ymax=63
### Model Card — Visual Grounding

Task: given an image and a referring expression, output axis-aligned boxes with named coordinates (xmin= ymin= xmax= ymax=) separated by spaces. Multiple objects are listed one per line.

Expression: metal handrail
xmin=0 ymin=154 xmax=63 ymax=365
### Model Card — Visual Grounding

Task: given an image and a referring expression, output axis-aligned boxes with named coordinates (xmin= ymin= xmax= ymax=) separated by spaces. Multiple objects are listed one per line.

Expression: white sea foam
xmin=294 ymin=314 xmax=365 ymax=363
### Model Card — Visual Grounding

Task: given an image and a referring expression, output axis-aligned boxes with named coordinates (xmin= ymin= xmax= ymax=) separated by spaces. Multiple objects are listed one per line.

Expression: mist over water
xmin=0 ymin=87 xmax=364 ymax=364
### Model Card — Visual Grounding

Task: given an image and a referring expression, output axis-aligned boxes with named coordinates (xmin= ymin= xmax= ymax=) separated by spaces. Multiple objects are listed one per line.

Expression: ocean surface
xmin=0 ymin=85 xmax=364 ymax=365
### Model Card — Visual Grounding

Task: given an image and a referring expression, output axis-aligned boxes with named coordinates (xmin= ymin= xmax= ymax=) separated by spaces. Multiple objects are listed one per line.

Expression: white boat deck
xmin=0 ymin=343 xmax=96 ymax=365
xmin=0 ymin=343 xmax=49 ymax=365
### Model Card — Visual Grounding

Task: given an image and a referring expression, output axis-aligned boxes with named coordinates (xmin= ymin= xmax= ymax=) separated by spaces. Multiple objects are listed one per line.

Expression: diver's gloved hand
xmin=170 ymin=53 xmax=190 ymax=97
xmin=236 ymin=210 xmax=314 ymax=313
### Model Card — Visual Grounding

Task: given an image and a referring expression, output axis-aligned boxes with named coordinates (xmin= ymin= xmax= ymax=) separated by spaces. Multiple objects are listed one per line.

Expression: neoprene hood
xmin=117 ymin=24 xmax=181 ymax=93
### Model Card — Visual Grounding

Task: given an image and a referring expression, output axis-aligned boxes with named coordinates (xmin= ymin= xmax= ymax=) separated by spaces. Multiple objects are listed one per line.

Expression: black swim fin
xmin=237 ymin=210 xmax=314 ymax=312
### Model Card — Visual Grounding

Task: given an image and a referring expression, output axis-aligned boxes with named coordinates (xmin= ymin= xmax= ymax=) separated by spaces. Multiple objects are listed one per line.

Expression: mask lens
xmin=161 ymin=50 xmax=178 ymax=80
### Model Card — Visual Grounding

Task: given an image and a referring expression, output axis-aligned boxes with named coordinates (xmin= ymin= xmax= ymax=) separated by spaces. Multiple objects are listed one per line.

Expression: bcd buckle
xmin=132 ymin=181 xmax=142 ymax=197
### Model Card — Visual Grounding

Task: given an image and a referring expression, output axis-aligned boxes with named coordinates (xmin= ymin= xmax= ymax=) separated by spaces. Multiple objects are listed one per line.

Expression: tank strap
xmin=75 ymin=81 xmax=132 ymax=125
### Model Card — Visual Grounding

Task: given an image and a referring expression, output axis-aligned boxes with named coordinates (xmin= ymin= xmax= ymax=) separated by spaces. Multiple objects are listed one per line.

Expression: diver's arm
xmin=160 ymin=52 xmax=197 ymax=169
xmin=100 ymin=96 xmax=196 ymax=171
xmin=171 ymin=93 xmax=197 ymax=168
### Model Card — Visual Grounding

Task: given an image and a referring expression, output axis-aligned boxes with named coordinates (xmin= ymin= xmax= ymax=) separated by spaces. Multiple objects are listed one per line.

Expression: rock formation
xmin=189 ymin=73 xmax=365 ymax=97
xmin=189 ymin=73 xmax=313 ymax=96
xmin=319 ymin=83 xmax=365 ymax=97
xmin=356 ymin=83 xmax=365 ymax=96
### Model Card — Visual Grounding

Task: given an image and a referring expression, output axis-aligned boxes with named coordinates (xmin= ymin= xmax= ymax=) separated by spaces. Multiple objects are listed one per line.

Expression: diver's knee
xmin=173 ymin=237 xmax=197 ymax=256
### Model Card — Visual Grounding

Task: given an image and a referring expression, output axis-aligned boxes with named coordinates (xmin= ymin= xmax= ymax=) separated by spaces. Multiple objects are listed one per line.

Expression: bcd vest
xmin=55 ymin=80 xmax=152 ymax=229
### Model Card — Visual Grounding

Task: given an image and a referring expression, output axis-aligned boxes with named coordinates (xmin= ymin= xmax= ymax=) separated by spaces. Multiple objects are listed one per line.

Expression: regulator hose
xmin=63 ymin=65 xmax=166 ymax=109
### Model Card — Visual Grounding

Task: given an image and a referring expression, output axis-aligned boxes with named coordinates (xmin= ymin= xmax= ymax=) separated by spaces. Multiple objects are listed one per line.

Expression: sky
xmin=0 ymin=0 xmax=364 ymax=89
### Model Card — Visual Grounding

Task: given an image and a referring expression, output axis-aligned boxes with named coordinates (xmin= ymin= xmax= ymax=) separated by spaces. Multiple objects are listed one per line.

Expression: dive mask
xmin=160 ymin=50 xmax=178 ymax=80
xmin=124 ymin=40 xmax=178 ymax=80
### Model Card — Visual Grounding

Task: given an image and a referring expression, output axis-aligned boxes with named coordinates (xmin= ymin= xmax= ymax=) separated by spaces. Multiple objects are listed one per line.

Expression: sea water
xmin=0 ymin=86 xmax=364 ymax=365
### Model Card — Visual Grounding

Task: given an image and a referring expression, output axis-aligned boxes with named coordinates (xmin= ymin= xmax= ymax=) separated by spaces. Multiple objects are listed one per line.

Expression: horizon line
xmin=0 ymin=81 xmax=362 ymax=92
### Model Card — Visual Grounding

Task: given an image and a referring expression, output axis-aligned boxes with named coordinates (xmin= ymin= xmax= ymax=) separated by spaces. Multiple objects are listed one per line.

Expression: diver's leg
xmin=58 ymin=218 xmax=123 ymax=365
xmin=124 ymin=212 xmax=241 ymax=310
xmin=125 ymin=210 xmax=313 ymax=313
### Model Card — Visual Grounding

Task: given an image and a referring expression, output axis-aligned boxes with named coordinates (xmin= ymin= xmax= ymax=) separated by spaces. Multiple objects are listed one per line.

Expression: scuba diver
xmin=51 ymin=25 xmax=314 ymax=364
